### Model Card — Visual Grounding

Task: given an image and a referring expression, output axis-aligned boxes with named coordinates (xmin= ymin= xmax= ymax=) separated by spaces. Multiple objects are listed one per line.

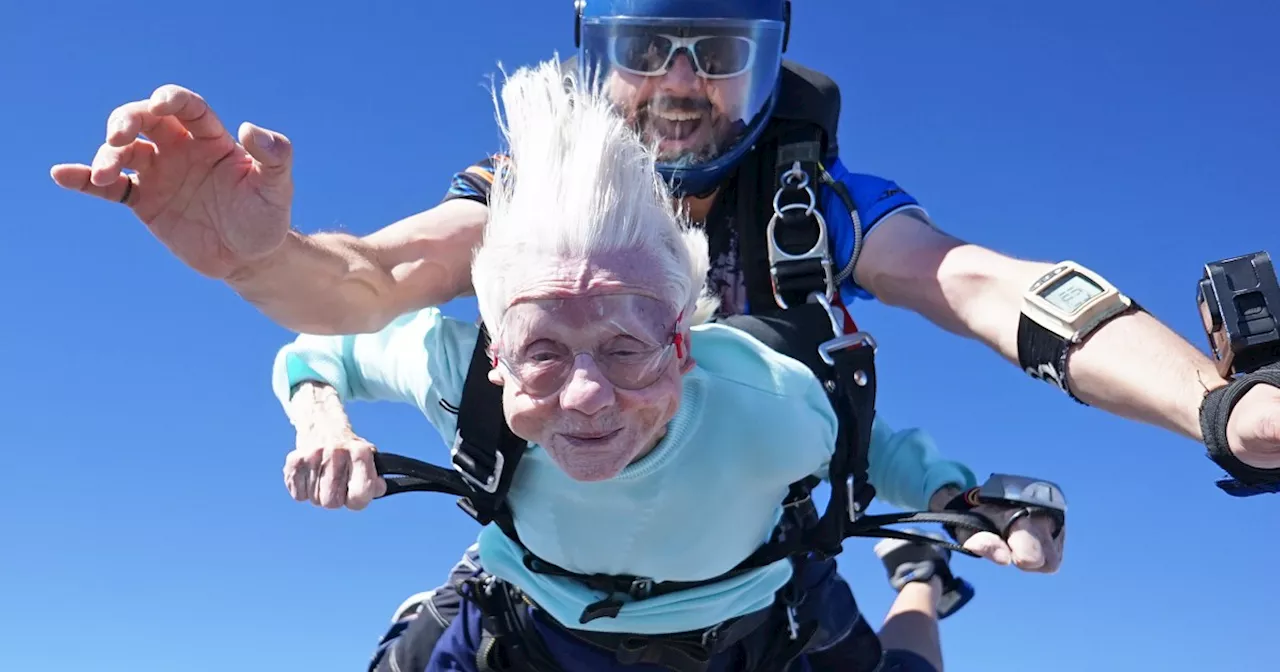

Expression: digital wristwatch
xmin=1196 ymin=251 xmax=1280 ymax=496
xmin=1017 ymin=261 xmax=1134 ymax=400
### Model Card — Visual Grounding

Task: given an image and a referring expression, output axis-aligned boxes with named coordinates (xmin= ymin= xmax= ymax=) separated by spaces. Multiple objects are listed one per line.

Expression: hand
xmin=957 ymin=503 xmax=1065 ymax=573
xmin=50 ymin=85 xmax=294 ymax=279
xmin=930 ymin=485 xmax=1065 ymax=573
xmin=283 ymin=428 xmax=387 ymax=510
xmin=1226 ymin=383 xmax=1280 ymax=469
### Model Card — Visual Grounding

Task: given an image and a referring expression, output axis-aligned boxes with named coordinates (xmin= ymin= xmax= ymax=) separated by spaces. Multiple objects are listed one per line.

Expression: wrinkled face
xmin=487 ymin=254 xmax=689 ymax=482
xmin=603 ymin=32 xmax=753 ymax=166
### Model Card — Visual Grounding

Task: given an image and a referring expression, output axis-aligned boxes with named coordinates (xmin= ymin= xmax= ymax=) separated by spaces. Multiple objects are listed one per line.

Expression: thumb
xmin=238 ymin=121 xmax=293 ymax=174
xmin=962 ymin=531 xmax=1012 ymax=566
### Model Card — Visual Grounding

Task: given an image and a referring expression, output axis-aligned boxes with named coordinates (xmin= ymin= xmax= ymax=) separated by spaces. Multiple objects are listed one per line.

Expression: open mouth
xmin=649 ymin=108 xmax=705 ymax=142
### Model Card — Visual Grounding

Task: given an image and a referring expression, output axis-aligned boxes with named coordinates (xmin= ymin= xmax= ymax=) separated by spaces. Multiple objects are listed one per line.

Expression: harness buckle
xmin=785 ymin=605 xmax=800 ymax=641
xmin=451 ymin=433 xmax=505 ymax=494
xmin=808 ymin=291 xmax=846 ymax=339
xmin=580 ymin=595 xmax=625 ymax=624
xmin=629 ymin=578 xmax=655 ymax=600
xmin=781 ymin=484 xmax=820 ymax=535
xmin=767 ymin=162 xmax=835 ymax=309
xmin=818 ymin=331 xmax=877 ymax=367
xmin=846 ymin=475 xmax=866 ymax=523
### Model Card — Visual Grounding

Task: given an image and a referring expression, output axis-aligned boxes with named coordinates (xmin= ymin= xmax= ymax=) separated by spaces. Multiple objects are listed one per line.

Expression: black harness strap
xmin=559 ymin=604 xmax=775 ymax=672
xmin=451 ymin=324 xmax=527 ymax=540
xmin=373 ymin=324 xmax=529 ymax=545
xmin=466 ymin=576 xmax=562 ymax=672
xmin=734 ymin=122 xmax=833 ymax=314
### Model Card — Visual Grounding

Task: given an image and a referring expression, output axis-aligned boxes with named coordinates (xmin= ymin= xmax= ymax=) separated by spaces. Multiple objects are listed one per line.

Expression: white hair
xmin=470 ymin=57 xmax=720 ymax=337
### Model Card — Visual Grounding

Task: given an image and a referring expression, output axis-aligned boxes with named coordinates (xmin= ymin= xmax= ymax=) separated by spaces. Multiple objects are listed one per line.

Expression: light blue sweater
xmin=272 ymin=308 xmax=976 ymax=634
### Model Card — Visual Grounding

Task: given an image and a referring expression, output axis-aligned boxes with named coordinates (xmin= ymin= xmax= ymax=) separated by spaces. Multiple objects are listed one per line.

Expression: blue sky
xmin=6 ymin=1 xmax=1278 ymax=670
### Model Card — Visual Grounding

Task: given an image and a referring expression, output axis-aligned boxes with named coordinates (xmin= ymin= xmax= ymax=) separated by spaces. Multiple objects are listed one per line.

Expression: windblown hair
xmin=470 ymin=57 xmax=720 ymax=336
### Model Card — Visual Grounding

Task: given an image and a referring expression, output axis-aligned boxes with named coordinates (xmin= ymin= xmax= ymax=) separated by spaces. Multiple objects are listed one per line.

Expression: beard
xmin=631 ymin=95 xmax=725 ymax=166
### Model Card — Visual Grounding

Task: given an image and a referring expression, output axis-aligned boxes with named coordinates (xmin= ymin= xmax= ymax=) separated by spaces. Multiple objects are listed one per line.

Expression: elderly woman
xmin=271 ymin=60 xmax=1059 ymax=672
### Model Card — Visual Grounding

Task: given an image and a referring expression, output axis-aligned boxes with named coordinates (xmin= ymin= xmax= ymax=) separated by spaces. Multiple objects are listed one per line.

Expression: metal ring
xmin=772 ymin=187 xmax=817 ymax=218
xmin=772 ymin=186 xmax=817 ymax=219
xmin=766 ymin=205 xmax=829 ymax=261
xmin=781 ymin=163 xmax=810 ymax=190
xmin=118 ymin=173 xmax=137 ymax=205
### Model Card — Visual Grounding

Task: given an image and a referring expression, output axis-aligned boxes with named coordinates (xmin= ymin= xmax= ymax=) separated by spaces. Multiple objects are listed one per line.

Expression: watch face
xmin=1041 ymin=272 xmax=1104 ymax=314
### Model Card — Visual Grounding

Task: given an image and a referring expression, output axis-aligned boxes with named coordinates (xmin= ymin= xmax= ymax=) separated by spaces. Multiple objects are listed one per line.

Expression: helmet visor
xmin=580 ymin=17 xmax=785 ymax=172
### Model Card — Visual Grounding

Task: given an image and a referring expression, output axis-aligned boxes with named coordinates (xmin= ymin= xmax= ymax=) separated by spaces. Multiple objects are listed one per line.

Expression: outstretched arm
xmin=51 ymin=83 xmax=492 ymax=337
xmin=231 ymin=199 xmax=487 ymax=335
xmin=233 ymin=158 xmax=504 ymax=335
xmin=853 ymin=212 xmax=1280 ymax=467
xmin=271 ymin=307 xmax=476 ymax=425
xmin=271 ymin=308 xmax=480 ymax=509
xmin=866 ymin=418 xmax=1065 ymax=573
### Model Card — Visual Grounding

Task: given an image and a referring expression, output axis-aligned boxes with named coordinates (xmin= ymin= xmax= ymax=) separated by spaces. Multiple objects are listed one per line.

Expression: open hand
xmin=51 ymin=85 xmax=294 ymax=279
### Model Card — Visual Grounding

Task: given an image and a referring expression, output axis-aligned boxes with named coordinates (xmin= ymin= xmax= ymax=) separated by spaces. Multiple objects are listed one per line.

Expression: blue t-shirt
xmin=272 ymin=310 xmax=975 ymax=635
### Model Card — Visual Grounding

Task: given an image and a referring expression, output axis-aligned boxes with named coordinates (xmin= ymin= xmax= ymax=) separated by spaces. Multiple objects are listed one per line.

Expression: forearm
xmin=867 ymin=420 xmax=977 ymax=512
xmin=287 ymin=381 xmax=357 ymax=443
xmin=227 ymin=231 xmax=398 ymax=335
xmin=226 ymin=200 xmax=487 ymax=335
xmin=1063 ymin=308 xmax=1224 ymax=439
xmin=893 ymin=240 xmax=1224 ymax=441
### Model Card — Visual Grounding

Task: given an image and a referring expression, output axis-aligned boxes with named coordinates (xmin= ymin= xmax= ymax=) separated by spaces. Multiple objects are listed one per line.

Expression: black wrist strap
xmin=1017 ymin=300 xmax=1144 ymax=406
xmin=1017 ymin=313 xmax=1081 ymax=403
xmin=1200 ymin=362 xmax=1280 ymax=496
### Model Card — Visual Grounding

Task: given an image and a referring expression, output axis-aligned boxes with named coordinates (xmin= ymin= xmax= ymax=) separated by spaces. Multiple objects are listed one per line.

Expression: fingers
xmin=148 ymin=85 xmax=231 ymax=141
xmin=1006 ymin=515 xmax=1064 ymax=573
xmin=49 ymin=163 xmax=136 ymax=204
xmin=316 ymin=447 xmax=351 ymax=509
xmin=961 ymin=531 xmax=1011 ymax=565
xmin=283 ymin=449 xmax=315 ymax=502
xmin=90 ymin=139 xmax=157 ymax=187
xmin=238 ymin=122 xmax=293 ymax=173
xmin=281 ymin=437 xmax=381 ymax=511
xmin=50 ymin=139 xmax=156 ymax=205
xmin=106 ymin=99 xmax=186 ymax=147
xmin=346 ymin=448 xmax=384 ymax=511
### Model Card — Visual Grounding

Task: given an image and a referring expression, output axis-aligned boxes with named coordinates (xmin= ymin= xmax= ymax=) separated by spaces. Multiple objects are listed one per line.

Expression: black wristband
xmin=1199 ymin=362 xmax=1280 ymax=493
xmin=1017 ymin=313 xmax=1079 ymax=403
xmin=1017 ymin=300 xmax=1143 ymax=405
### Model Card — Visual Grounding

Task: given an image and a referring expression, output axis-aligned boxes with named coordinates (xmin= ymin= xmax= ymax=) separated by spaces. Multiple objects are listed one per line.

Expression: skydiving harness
xmin=369 ymin=63 xmax=1061 ymax=672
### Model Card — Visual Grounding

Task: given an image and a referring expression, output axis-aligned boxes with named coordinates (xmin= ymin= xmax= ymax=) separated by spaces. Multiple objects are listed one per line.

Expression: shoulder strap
xmin=449 ymin=324 xmax=527 ymax=541
xmin=772 ymin=60 xmax=841 ymax=157
xmin=734 ymin=120 xmax=835 ymax=314
xmin=370 ymin=326 xmax=527 ymax=544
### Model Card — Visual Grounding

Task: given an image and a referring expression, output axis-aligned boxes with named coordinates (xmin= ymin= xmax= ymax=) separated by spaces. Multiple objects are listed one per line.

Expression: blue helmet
xmin=574 ymin=0 xmax=792 ymax=196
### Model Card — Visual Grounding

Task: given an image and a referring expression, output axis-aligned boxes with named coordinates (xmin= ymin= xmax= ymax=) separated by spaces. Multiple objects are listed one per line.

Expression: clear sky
xmin=5 ymin=1 xmax=1277 ymax=670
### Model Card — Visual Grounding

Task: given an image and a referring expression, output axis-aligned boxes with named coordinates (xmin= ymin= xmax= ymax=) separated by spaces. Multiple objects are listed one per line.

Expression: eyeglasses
xmin=608 ymin=33 xmax=757 ymax=80
xmin=493 ymin=338 xmax=678 ymax=398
